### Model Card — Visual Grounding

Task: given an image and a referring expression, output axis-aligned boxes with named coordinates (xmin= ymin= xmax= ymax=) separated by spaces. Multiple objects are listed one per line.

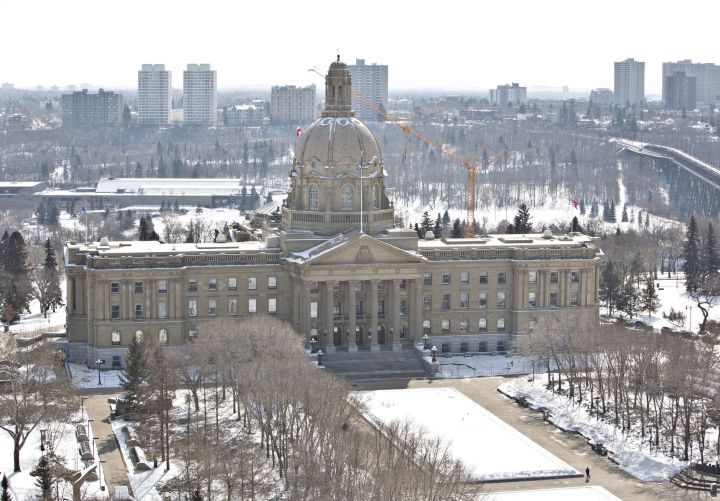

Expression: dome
xmin=295 ymin=116 xmax=382 ymax=169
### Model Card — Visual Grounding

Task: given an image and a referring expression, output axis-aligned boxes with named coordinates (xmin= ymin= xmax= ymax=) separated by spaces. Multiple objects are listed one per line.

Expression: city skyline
xmin=3 ymin=0 xmax=719 ymax=94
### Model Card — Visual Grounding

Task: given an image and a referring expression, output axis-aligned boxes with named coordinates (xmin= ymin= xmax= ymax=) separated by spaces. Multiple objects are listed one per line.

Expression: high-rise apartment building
xmin=183 ymin=64 xmax=217 ymax=126
xmin=664 ymin=70 xmax=697 ymax=110
xmin=270 ymin=85 xmax=316 ymax=123
xmin=589 ymin=88 xmax=614 ymax=108
xmin=138 ymin=64 xmax=171 ymax=126
xmin=662 ymin=60 xmax=720 ymax=108
xmin=614 ymin=58 xmax=645 ymax=107
xmin=489 ymin=83 xmax=527 ymax=106
xmin=61 ymin=89 xmax=123 ymax=126
xmin=347 ymin=59 xmax=388 ymax=122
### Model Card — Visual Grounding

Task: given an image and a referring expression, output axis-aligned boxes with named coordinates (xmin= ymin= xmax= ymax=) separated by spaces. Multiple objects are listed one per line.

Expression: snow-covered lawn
xmin=485 ymin=485 xmax=621 ymax=500
xmin=417 ymin=348 xmax=551 ymax=378
xmin=0 ymin=413 xmax=107 ymax=501
xmin=68 ymin=363 xmax=124 ymax=389
xmin=499 ymin=377 xmax=688 ymax=481
xmin=9 ymin=279 xmax=66 ymax=336
xmin=357 ymin=387 xmax=580 ymax=481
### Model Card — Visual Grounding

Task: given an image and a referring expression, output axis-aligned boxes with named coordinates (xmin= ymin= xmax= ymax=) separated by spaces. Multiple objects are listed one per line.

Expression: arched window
xmin=158 ymin=328 xmax=168 ymax=345
xmin=308 ymin=184 xmax=319 ymax=210
xmin=422 ymin=320 xmax=431 ymax=332
xmin=341 ymin=185 xmax=353 ymax=211
xmin=460 ymin=319 xmax=469 ymax=333
xmin=373 ymin=184 xmax=380 ymax=209
xmin=135 ymin=329 xmax=144 ymax=342
xmin=441 ymin=319 xmax=450 ymax=332
xmin=497 ymin=318 xmax=505 ymax=332
xmin=479 ymin=318 xmax=487 ymax=332
xmin=111 ymin=330 xmax=121 ymax=345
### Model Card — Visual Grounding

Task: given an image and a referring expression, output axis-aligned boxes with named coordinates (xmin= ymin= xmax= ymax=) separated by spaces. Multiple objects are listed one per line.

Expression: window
xmin=479 ymin=318 xmax=487 ymax=332
xmin=333 ymin=303 xmax=341 ymax=317
xmin=528 ymin=292 xmax=537 ymax=308
xmin=248 ymin=298 xmax=257 ymax=313
xmin=157 ymin=280 xmax=167 ymax=293
xmin=570 ymin=292 xmax=579 ymax=307
xmin=309 ymin=183 xmax=319 ymax=210
xmin=571 ymin=271 xmax=580 ymax=283
xmin=497 ymin=318 xmax=505 ymax=332
xmin=355 ymin=300 xmax=363 ymax=316
xmin=460 ymin=341 xmax=469 ymax=352
xmin=228 ymin=299 xmax=237 ymax=316
xmin=373 ymin=184 xmax=380 ymax=209
xmin=158 ymin=301 xmax=167 ymax=319
xmin=378 ymin=299 xmax=385 ymax=315
xmin=341 ymin=184 xmax=353 ymax=210
xmin=460 ymin=319 xmax=469 ymax=333
xmin=422 ymin=319 xmax=431 ymax=332
xmin=423 ymin=273 xmax=432 ymax=285
xmin=423 ymin=295 xmax=432 ymax=311
xmin=497 ymin=340 xmax=506 ymax=352
xmin=188 ymin=300 xmax=197 ymax=317
xmin=158 ymin=328 xmax=168 ymax=345
xmin=441 ymin=343 xmax=450 ymax=353
xmin=442 ymin=294 xmax=450 ymax=310
xmin=134 ymin=304 xmax=143 ymax=320
xmin=111 ymin=304 xmax=120 ymax=320
xmin=479 ymin=272 xmax=488 ymax=284
xmin=268 ymin=298 xmax=277 ymax=314
xmin=310 ymin=301 xmax=318 ymax=318
xmin=134 ymin=281 xmax=144 ymax=293
xmin=135 ymin=329 xmax=144 ymax=342
xmin=528 ymin=271 xmax=537 ymax=284
xmin=400 ymin=279 xmax=407 ymax=290
xmin=400 ymin=299 xmax=407 ymax=316
xmin=228 ymin=277 xmax=237 ymax=290
xmin=497 ymin=291 xmax=506 ymax=309
xmin=549 ymin=292 xmax=559 ymax=308
xmin=377 ymin=281 xmax=385 ymax=291
xmin=188 ymin=279 xmax=198 ymax=292
xmin=111 ymin=330 xmax=120 ymax=345
xmin=268 ymin=276 xmax=277 ymax=289
xmin=479 ymin=341 xmax=487 ymax=352
xmin=461 ymin=272 xmax=469 ymax=284
xmin=442 ymin=273 xmax=451 ymax=285
xmin=550 ymin=271 xmax=559 ymax=284
xmin=248 ymin=277 xmax=257 ymax=290
xmin=188 ymin=328 xmax=198 ymax=341
xmin=460 ymin=291 xmax=469 ymax=309
xmin=441 ymin=319 xmax=450 ymax=332
xmin=111 ymin=282 xmax=120 ymax=294
xmin=498 ymin=272 xmax=506 ymax=284
xmin=208 ymin=278 xmax=217 ymax=291
xmin=208 ymin=299 xmax=217 ymax=316
xmin=479 ymin=292 xmax=487 ymax=309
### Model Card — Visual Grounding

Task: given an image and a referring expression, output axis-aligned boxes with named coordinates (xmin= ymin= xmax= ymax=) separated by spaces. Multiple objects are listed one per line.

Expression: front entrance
xmin=333 ymin=326 xmax=341 ymax=346
xmin=356 ymin=325 xmax=364 ymax=346
xmin=378 ymin=325 xmax=386 ymax=345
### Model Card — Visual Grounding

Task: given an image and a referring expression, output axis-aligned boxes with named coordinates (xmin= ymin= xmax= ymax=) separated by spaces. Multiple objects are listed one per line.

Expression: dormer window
xmin=309 ymin=184 xmax=319 ymax=210
xmin=341 ymin=185 xmax=353 ymax=211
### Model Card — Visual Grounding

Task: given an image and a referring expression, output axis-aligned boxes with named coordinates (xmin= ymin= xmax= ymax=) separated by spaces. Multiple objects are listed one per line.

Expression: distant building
xmin=348 ymin=58 xmax=388 ymax=122
xmin=589 ymin=88 xmax=614 ymax=108
xmin=662 ymin=60 xmax=720 ymax=108
xmin=0 ymin=181 xmax=44 ymax=195
xmin=183 ymin=64 xmax=217 ymax=126
xmin=614 ymin=58 xmax=645 ymax=106
xmin=61 ymin=89 xmax=123 ymax=126
xmin=4 ymin=114 xmax=29 ymax=130
xmin=663 ymin=70 xmax=697 ymax=110
xmin=138 ymin=64 xmax=171 ymax=126
xmin=223 ymin=104 xmax=266 ymax=126
xmin=270 ymin=85 xmax=315 ymax=123
xmin=489 ymin=83 xmax=527 ymax=106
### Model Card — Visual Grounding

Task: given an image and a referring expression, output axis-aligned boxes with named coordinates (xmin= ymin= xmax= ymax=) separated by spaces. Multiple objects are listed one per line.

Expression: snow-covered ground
xmin=0 ymin=412 xmax=107 ymax=501
xmin=68 ymin=363 xmax=124 ymax=389
xmin=417 ymin=348 xmax=552 ymax=378
xmin=9 ymin=279 xmax=66 ymax=336
xmin=485 ymin=486 xmax=621 ymax=501
xmin=358 ymin=387 xmax=579 ymax=481
xmin=499 ymin=377 xmax=688 ymax=482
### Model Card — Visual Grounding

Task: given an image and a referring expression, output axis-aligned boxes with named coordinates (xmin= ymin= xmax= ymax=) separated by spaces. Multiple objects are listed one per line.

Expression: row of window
xmin=422 ymin=318 xmax=506 ymax=333
xmin=111 ymin=328 xmax=167 ymax=345
xmin=308 ymin=183 xmax=381 ymax=211
xmin=422 ymin=290 xmax=580 ymax=310
xmin=423 ymin=270 xmax=581 ymax=286
xmin=110 ymin=297 xmax=278 ymax=320
xmin=112 ymin=277 xmax=278 ymax=295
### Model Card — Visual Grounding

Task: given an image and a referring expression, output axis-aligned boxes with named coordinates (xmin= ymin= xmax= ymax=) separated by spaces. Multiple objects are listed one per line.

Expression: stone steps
xmin=319 ymin=348 xmax=428 ymax=381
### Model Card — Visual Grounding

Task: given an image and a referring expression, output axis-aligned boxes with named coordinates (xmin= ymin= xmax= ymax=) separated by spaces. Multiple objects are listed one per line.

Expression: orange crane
xmin=309 ymin=66 xmax=491 ymax=238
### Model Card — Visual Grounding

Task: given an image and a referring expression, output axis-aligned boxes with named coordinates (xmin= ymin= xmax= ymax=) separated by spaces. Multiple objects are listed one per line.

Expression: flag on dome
xmin=296 ymin=127 xmax=302 ymax=137
xmin=570 ymin=197 xmax=578 ymax=209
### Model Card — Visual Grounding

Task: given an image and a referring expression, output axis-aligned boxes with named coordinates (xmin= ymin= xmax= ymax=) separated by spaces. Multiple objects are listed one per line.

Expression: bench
xmin=75 ymin=424 xmax=89 ymax=442
xmin=121 ymin=425 xmax=142 ymax=448
xmin=79 ymin=441 xmax=94 ymax=461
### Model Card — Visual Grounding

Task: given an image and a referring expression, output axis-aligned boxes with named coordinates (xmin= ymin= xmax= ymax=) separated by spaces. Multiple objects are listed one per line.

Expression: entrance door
xmin=378 ymin=325 xmax=386 ymax=344
xmin=333 ymin=326 xmax=341 ymax=346
xmin=356 ymin=325 xmax=363 ymax=345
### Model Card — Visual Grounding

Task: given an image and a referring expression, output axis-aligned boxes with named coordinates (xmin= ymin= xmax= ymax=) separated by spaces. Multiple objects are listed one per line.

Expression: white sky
xmin=2 ymin=0 xmax=718 ymax=94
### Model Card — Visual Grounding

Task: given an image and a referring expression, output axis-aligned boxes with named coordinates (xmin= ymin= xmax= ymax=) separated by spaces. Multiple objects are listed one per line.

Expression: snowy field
xmin=358 ymin=387 xmax=580 ymax=481
xmin=68 ymin=363 xmax=124 ymax=389
xmin=9 ymin=279 xmax=66 ymax=336
xmin=485 ymin=486 xmax=621 ymax=501
xmin=0 ymin=413 xmax=107 ymax=500
xmin=417 ymin=348 xmax=552 ymax=378
xmin=499 ymin=377 xmax=687 ymax=481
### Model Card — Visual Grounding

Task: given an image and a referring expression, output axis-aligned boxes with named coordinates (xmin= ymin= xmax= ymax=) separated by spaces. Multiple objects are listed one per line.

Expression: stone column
xmin=391 ymin=279 xmax=402 ymax=351
xmin=412 ymin=279 xmax=422 ymax=342
xmin=291 ymin=280 xmax=301 ymax=329
xmin=369 ymin=280 xmax=379 ymax=351
xmin=124 ymin=280 xmax=132 ymax=319
xmin=325 ymin=281 xmax=335 ymax=353
xmin=560 ymin=270 xmax=567 ymax=307
xmin=347 ymin=280 xmax=357 ymax=352
xmin=302 ymin=282 xmax=312 ymax=345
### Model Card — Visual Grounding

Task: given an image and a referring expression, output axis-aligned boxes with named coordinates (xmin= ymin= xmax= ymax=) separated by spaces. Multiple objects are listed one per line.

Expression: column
xmin=302 ymin=282 xmax=312 ymax=344
xmin=559 ymin=270 xmax=567 ymax=307
xmin=412 ymin=279 xmax=422 ymax=342
xmin=347 ymin=280 xmax=357 ymax=352
xmin=325 ymin=281 xmax=335 ymax=353
xmin=391 ymin=279 xmax=402 ymax=351
xmin=291 ymin=280 xmax=301 ymax=329
xmin=369 ymin=280 xmax=379 ymax=351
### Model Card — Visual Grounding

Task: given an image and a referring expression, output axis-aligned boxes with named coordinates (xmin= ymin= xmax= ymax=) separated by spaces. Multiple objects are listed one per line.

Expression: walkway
xmin=84 ymin=393 xmax=132 ymax=498
xmin=357 ymin=377 xmax=707 ymax=500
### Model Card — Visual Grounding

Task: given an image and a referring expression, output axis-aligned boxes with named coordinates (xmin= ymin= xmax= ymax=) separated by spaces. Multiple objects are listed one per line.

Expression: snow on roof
xmin=94 ymin=178 xmax=262 ymax=197
xmin=72 ymin=239 xmax=274 ymax=256
xmin=418 ymin=233 xmax=597 ymax=249
xmin=0 ymin=181 xmax=43 ymax=188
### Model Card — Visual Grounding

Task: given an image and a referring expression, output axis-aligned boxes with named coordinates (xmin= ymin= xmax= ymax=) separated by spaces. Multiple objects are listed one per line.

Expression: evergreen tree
xmin=1 ymin=232 xmax=31 ymax=320
xmin=629 ymin=251 xmax=645 ymax=288
xmin=39 ymin=239 xmax=64 ymax=316
xmin=420 ymin=211 xmax=432 ymax=237
xmin=433 ymin=212 xmax=442 ymax=238
xmin=36 ymin=199 xmax=47 ymax=225
xmin=602 ymin=200 xmax=609 ymax=222
xmin=599 ymin=260 xmax=622 ymax=316
xmin=579 ymin=198 xmax=586 ymax=215
xmin=511 ymin=203 xmax=533 ymax=233
xmin=451 ymin=219 xmax=463 ymax=238
xmin=621 ymin=204 xmax=628 ymax=223
xmin=119 ymin=335 xmax=149 ymax=413
xmin=46 ymin=201 xmax=59 ymax=226
xmin=442 ymin=210 xmax=451 ymax=231
xmin=173 ymin=199 xmax=180 ymax=213
xmin=31 ymin=455 xmax=52 ymax=499
xmin=138 ymin=216 xmax=150 ymax=241
xmin=702 ymin=222 xmax=720 ymax=279
xmin=641 ymin=277 xmax=661 ymax=316
xmin=1 ymin=474 xmax=11 ymax=501
xmin=609 ymin=200 xmax=617 ymax=223
xmin=570 ymin=216 xmax=583 ymax=233
xmin=185 ymin=222 xmax=195 ymax=243
xmin=413 ymin=223 xmax=421 ymax=238
xmin=682 ymin=216 xmax=701 ymax=291
xmin=617 ymin=279 xmax=640 ymax=319
xmin=590 ymin=200 xmax=599 ymax=218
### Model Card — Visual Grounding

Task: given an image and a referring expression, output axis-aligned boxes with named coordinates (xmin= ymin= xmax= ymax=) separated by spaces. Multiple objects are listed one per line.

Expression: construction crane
xmin=309 ymin=66 xmax=492 ymax=238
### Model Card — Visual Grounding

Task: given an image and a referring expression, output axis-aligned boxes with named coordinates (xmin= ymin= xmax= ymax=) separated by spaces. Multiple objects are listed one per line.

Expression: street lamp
xmin=430 ymin=345 xmax=437 ymax=363
xmin=531 ymin=360 xmax=536 ymax=383
xmin=422 ymin=334 xmax=429 ymax=350
xmin=310 ymin=337 xmax=317 ymax=354
xmin=317 ymin=350 xmax=324 ymax=367
xmin=40 ymin=429 xmax=47 ymax=454
xmin=95 ymin=359 xmax=105 ymax=385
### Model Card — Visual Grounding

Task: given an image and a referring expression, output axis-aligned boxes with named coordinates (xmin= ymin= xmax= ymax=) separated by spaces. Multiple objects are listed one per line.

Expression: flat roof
xmin=418 ymin=233 xmax=598 ymax=249
xmin=69 ymin=240 xmax=273 ymax=257
xmin=94 ymin=178 xmax=262 ymax=197
xmin=0 ymin=181 xmax=44 ymax=188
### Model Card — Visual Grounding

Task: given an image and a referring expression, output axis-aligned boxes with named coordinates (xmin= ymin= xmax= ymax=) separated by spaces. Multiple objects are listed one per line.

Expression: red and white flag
xmin=296 ymin=127 xmax=302 ymax=137
xmin=570 ymin=196 xmax=578 ymax=209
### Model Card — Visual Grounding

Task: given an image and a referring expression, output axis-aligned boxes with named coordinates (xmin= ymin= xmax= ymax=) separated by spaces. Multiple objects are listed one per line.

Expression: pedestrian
xmin=585 ymin=466 xmax=590 ymax=480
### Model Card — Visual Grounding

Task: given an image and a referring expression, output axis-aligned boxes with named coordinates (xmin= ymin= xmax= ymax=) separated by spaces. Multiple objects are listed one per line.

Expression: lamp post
xmin=95 ymin=359 xmax=104 ymax=385
xmin=531 ymin=360 xmax=536 ymax=382
xmin=317 ymin=350 xmax=324 ymax=367
xmin=430 ymin=345 xmax=437 ymax=363
xmin=310 ymin=337 xmax=317 ymax=354
xmin=40 ymin=429 xmax=47 ymax=454
xmin=422 ymin=333 xmax=429 ymax=349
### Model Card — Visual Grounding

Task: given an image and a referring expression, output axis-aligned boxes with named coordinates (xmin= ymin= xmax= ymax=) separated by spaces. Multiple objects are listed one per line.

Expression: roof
xmin=94 ymin=178 xmax=262 ymax=197
xmin=0 ymin=181 xmax=44 ymax=188
xmin=417 ymin=232 xmax=600 ymax=250
xmin=69 ymin=239 xmax=273 ymax=257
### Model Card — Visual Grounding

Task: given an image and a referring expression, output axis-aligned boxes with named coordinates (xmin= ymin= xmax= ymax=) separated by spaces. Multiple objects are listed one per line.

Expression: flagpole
xmin=360 ymin=161 xmax=363 ymax=234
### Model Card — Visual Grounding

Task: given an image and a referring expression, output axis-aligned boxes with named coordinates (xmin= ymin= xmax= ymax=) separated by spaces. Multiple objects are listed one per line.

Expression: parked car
xmin=634 ymin=320 xmax=653 ymax=331
xmin=660 ymin=326 xmax=678 ymax=334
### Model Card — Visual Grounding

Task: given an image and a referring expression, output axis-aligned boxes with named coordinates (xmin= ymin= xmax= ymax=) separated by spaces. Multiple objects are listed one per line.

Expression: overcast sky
xmin=3 ymin=0 xmax=718 ymax=94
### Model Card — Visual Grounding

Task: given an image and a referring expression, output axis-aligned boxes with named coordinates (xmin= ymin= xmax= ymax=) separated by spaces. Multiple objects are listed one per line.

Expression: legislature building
xmin=64 ymin=58 xmax=604 ymax=367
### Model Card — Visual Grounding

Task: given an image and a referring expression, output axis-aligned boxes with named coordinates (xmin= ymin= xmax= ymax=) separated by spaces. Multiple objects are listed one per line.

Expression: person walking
xmin=585 ymin=466 xmax=590 ymax=481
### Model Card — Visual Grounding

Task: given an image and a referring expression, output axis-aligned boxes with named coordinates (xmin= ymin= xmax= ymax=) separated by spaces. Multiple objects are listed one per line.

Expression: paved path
xmin=84 ymin=393 xmax=132 ymax=498
xmin=356 ymin=377 xmax=710 ymax=500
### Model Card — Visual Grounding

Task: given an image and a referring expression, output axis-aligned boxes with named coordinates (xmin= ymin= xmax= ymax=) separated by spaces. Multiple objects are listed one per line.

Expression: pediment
xmin=302 ymin=234 xmax=424 ymax=267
